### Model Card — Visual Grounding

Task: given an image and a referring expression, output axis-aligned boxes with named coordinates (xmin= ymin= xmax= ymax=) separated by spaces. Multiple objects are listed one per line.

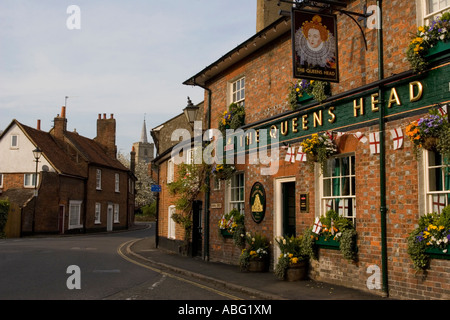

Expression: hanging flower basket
xmin=300 ymin=133 xmax=337 ymax=174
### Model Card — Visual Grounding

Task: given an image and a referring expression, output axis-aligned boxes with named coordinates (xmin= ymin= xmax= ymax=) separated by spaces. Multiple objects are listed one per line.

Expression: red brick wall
xmin=201 ymin=0 xmax=450 ymax=299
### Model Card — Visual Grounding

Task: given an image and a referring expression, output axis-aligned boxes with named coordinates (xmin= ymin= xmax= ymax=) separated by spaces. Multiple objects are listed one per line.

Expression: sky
xmin=0 ymin=0 xmax=257 ymax=156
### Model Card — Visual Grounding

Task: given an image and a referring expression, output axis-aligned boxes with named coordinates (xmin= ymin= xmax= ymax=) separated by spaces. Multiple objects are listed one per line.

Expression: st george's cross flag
xmin=390 ymin=128 xmax=404 ymax=150
xmin=285 ymin=145 xmax=296 ymax=163
xmin=296 ymin=146 xmax=307 ymax=162
xmin=369 ymin=132 xmax=380 ymax=154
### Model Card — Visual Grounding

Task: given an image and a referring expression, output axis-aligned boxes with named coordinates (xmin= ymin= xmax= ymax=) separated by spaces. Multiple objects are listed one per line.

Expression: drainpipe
xmin=377 ymin=0 xmax=389 ymax=297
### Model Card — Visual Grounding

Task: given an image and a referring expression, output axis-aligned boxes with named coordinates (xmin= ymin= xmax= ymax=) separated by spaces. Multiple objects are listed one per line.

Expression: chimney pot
xmin=98 ymin=114 xmax=101 ymax=120
xmin=61 ymin=106 xmax=66 ymax=118
xmin=110 ymin=114 xmax=114 ymax=119
xmin=37 ymin=119 xmax=41 ymax=130
xmin=103 ymin=113 xmax=106 ymax=119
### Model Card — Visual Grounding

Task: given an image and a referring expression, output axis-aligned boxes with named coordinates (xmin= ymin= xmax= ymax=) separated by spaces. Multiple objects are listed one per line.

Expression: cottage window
xmin=115 ymin=173 xmax=120 ymax=192
xmin=24 ymin=173 xmax=38 ymax=188
xmin=114 ymin=204 xmax=120 ymax=223
xmin=321 ymin=154 xmax=356 ymax=224
xmin=227 ymin=172 xmax=245 ymax=214
xmin=425 ymin=150 xmax=450 ymax=213
xmin=168 ymin=205 xmax=176 ymax=239
xmin=231 ymin=77 xmax=245 ymax=107
xmin=10 ymin=135 xmax=18 ymax=148
xmin=95 ymin=203 xmax=101 ymax=224
xmin=96 ymin=169 xmax=102 ymax=190
xmin=68 ymin=200 xmax=83 ymax=229
xmin=424 ymin=0 xmax=450 ymax=24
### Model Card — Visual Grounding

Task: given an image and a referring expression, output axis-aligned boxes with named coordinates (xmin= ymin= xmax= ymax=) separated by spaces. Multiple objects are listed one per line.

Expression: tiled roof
xmin=64 ymin=131 xmax=128 ymax=171
xmin=18 ymin=121 xmax=86 ymax=178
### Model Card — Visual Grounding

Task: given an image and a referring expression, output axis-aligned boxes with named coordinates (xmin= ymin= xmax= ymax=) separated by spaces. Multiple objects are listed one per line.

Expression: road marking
xmin=117 ymin=239 xmax=243 ymax=300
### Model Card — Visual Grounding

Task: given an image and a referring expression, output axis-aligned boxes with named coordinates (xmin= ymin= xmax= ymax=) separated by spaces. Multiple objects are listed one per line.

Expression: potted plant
xmin=406 ymin=12 xmax=450 ymax=73
xmin=218 ymin=208 xmax=245 ymax=246
xmin=405 ymin=108 xmax=450 ymax=160
xmin=239 ymin=232 xmax=270 ymax=272
xmin=288 ymin=79 xmax=330 ymax=110
xmin=300 ymin=133 xmax=337 ymax=174
xmin=311 ymin=210 xmax=357 ymax=261
xmin=407 ymin=205 xmax=450 ymax=271
xmin=274 ymin=235 xmax=309 ymax=281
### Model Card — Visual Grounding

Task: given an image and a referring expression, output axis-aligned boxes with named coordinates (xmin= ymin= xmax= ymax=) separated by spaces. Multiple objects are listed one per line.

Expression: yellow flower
xmin=291 ymin=257 xmax=299 ymax=264
xmin=418 ymin=26 xmax=425 ymax=33
xmin=250 ymin=250 xmax=257 ymax=256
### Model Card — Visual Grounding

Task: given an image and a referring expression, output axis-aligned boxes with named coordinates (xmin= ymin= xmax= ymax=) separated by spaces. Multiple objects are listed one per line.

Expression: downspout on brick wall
xmin=377 ymin=0 xmax=389 ymax=297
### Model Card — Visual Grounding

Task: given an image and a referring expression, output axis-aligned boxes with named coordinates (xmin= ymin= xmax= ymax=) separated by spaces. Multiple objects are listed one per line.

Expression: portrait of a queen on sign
xmin=292 ymin=10 xmax=339 ymax=82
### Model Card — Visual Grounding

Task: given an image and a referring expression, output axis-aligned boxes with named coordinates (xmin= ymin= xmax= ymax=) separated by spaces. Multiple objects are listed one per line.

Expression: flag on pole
xmin=312 ymin=217 xmax=322 ymax=234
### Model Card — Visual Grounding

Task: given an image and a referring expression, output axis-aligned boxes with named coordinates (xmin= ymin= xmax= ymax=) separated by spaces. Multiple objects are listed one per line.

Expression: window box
xmin=426 ymin=40 xmax=450 ymax=61
xmin=220 ymin=229 xmax=233 ymax=238
xmin=425 ymin=245 xmax=450 ymax=260
xmin=296 ymin=92 xmax=313 ymax=104
xmin=315 ymin=235 xmax=340 ymax=250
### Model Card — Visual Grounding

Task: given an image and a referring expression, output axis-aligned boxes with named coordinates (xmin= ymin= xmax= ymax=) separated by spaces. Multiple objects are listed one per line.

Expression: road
xmin=0 ymin=223 xmax=252 ymax=301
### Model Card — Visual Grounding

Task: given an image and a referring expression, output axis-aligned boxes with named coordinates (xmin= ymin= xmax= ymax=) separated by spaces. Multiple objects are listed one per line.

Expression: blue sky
xmin=0 ymin=0 xmax=257 ymax=155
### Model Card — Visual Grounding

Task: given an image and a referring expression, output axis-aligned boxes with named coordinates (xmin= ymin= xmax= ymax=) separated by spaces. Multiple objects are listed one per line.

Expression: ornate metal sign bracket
xmin=278 ymin=0 xmax=374 ymax=50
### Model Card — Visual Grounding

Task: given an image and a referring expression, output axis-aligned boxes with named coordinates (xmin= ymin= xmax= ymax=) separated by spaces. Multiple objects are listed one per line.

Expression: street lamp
xmin=183 ymin=97 xmax=199 ymax=127
xmin=32 ymin=147 xmax=42 ymax=234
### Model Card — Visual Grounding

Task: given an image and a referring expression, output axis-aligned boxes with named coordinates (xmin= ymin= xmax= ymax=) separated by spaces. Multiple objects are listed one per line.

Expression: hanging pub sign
xmin=291 ymin=8 xmax=339 ymax=82
xmin=250 ymin=182 xmax=266 ymax=224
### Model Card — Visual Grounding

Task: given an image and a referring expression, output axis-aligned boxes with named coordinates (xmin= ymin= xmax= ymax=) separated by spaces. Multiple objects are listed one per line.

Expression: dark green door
xmin=192 ymin=200 xmax=202 ymax=257
xmin=282 ymin=182 xmax=296 ymax=237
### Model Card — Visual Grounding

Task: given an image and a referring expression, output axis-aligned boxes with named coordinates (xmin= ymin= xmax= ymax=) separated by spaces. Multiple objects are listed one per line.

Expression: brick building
xmin=0 ymin=107 xmax=136 ymax=235
xmin=151 ymin=100 xmax=205 ymax=256
xmin=182 ymin=0 xmax=450 ymax=299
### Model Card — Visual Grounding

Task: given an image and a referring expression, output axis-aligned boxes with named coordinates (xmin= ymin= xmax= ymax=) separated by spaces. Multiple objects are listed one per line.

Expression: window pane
xmin=341 ymin=177 xmax=350 ymax=196
xmin=323 ymin=178 xmax=332 ymax=197
xmin=342 ymin=157 xmax=350 ymax=176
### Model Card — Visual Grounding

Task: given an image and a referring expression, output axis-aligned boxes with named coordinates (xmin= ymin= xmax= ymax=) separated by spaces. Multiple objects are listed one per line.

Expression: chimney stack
xmin=94 ymin=112 xmax=117 ymax=159
xmin=256 ymin=0 xmax=291 ymax=32
xmin=37 ymin=119 xmax=41 ymax=131
xmin=52 ymin=106 xmax=67 ymax=140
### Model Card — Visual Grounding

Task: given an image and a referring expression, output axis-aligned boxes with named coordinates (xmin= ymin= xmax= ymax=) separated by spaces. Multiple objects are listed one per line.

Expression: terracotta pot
xmin=285 ymin=261 xmax=307 ymax=281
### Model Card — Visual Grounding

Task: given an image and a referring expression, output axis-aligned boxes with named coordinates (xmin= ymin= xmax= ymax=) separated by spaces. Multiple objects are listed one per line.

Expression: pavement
xmin=125 ymin=222 xmax=388 ymax=300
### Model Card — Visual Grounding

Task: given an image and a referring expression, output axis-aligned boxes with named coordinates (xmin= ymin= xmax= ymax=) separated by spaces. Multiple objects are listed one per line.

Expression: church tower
xmin=133 ymin=117 xmax=155 ymax=164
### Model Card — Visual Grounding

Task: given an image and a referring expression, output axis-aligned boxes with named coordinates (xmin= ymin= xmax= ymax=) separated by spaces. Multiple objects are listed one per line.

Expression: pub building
xmin=178 ymin=0 xmax=450 ymax=299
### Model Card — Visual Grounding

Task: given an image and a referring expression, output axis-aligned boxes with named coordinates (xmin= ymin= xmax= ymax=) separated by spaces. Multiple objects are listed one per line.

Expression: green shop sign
xmin=224 ymin=62 xmax=450 ymax=155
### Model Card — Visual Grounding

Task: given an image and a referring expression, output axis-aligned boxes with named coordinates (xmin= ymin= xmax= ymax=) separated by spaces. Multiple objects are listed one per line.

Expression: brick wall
xmin=199 ymin=0 xmax=450 ymax=299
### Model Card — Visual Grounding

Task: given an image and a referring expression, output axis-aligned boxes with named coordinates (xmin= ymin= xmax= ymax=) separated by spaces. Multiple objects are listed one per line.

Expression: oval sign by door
xmin=250 ymin=182 xmax=266 ymax=224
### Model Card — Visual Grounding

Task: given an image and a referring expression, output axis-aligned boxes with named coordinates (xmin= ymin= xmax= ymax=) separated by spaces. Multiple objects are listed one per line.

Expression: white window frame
xmin=167 ymin=158 xmax=174 ymax=183
xmin=320 ymin=154 xmax=356 ymax=224
xmin=424 ymin=149 xmax=450 ymax=214
xmin=115 ymin=173 xmax=120 ymax=192
xmin=10 ymin=135 xmax=18 ymax=149
xmin=68 ymin=200 xmax=83 ymax=229
xmin=417 ymin=0 xmax=450 ymax=26
xmin=24 ymin=173 xmax=38 ymax=188
xmin=95 ymin=203 xmax=101 ymax=224
xmin=168 ymin=205 xmax=176 ymax=239
xmin=114 ymin=204 xmax=120 ymax=223
xmin=0 ymin=174 xmax=3 ymax=188
xmin=226 ymin=172 xmax=245 ymax=215
xmin=96 ymin=169 xmax=102 ymax=190
xmin=231 ymin=77 xmax=245 ymax=107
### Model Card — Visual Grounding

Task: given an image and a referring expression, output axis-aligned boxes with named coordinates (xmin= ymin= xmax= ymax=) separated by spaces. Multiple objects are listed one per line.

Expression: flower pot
xmin=315 ymin=235 xmax=340 ymax=250
xmin=285 ymin=261 xmax=307 ymax=281
xmin=248 ymin=258 xmax=268 ymax=272
xmin=425 ymin=245 xmax=450 ymax=260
